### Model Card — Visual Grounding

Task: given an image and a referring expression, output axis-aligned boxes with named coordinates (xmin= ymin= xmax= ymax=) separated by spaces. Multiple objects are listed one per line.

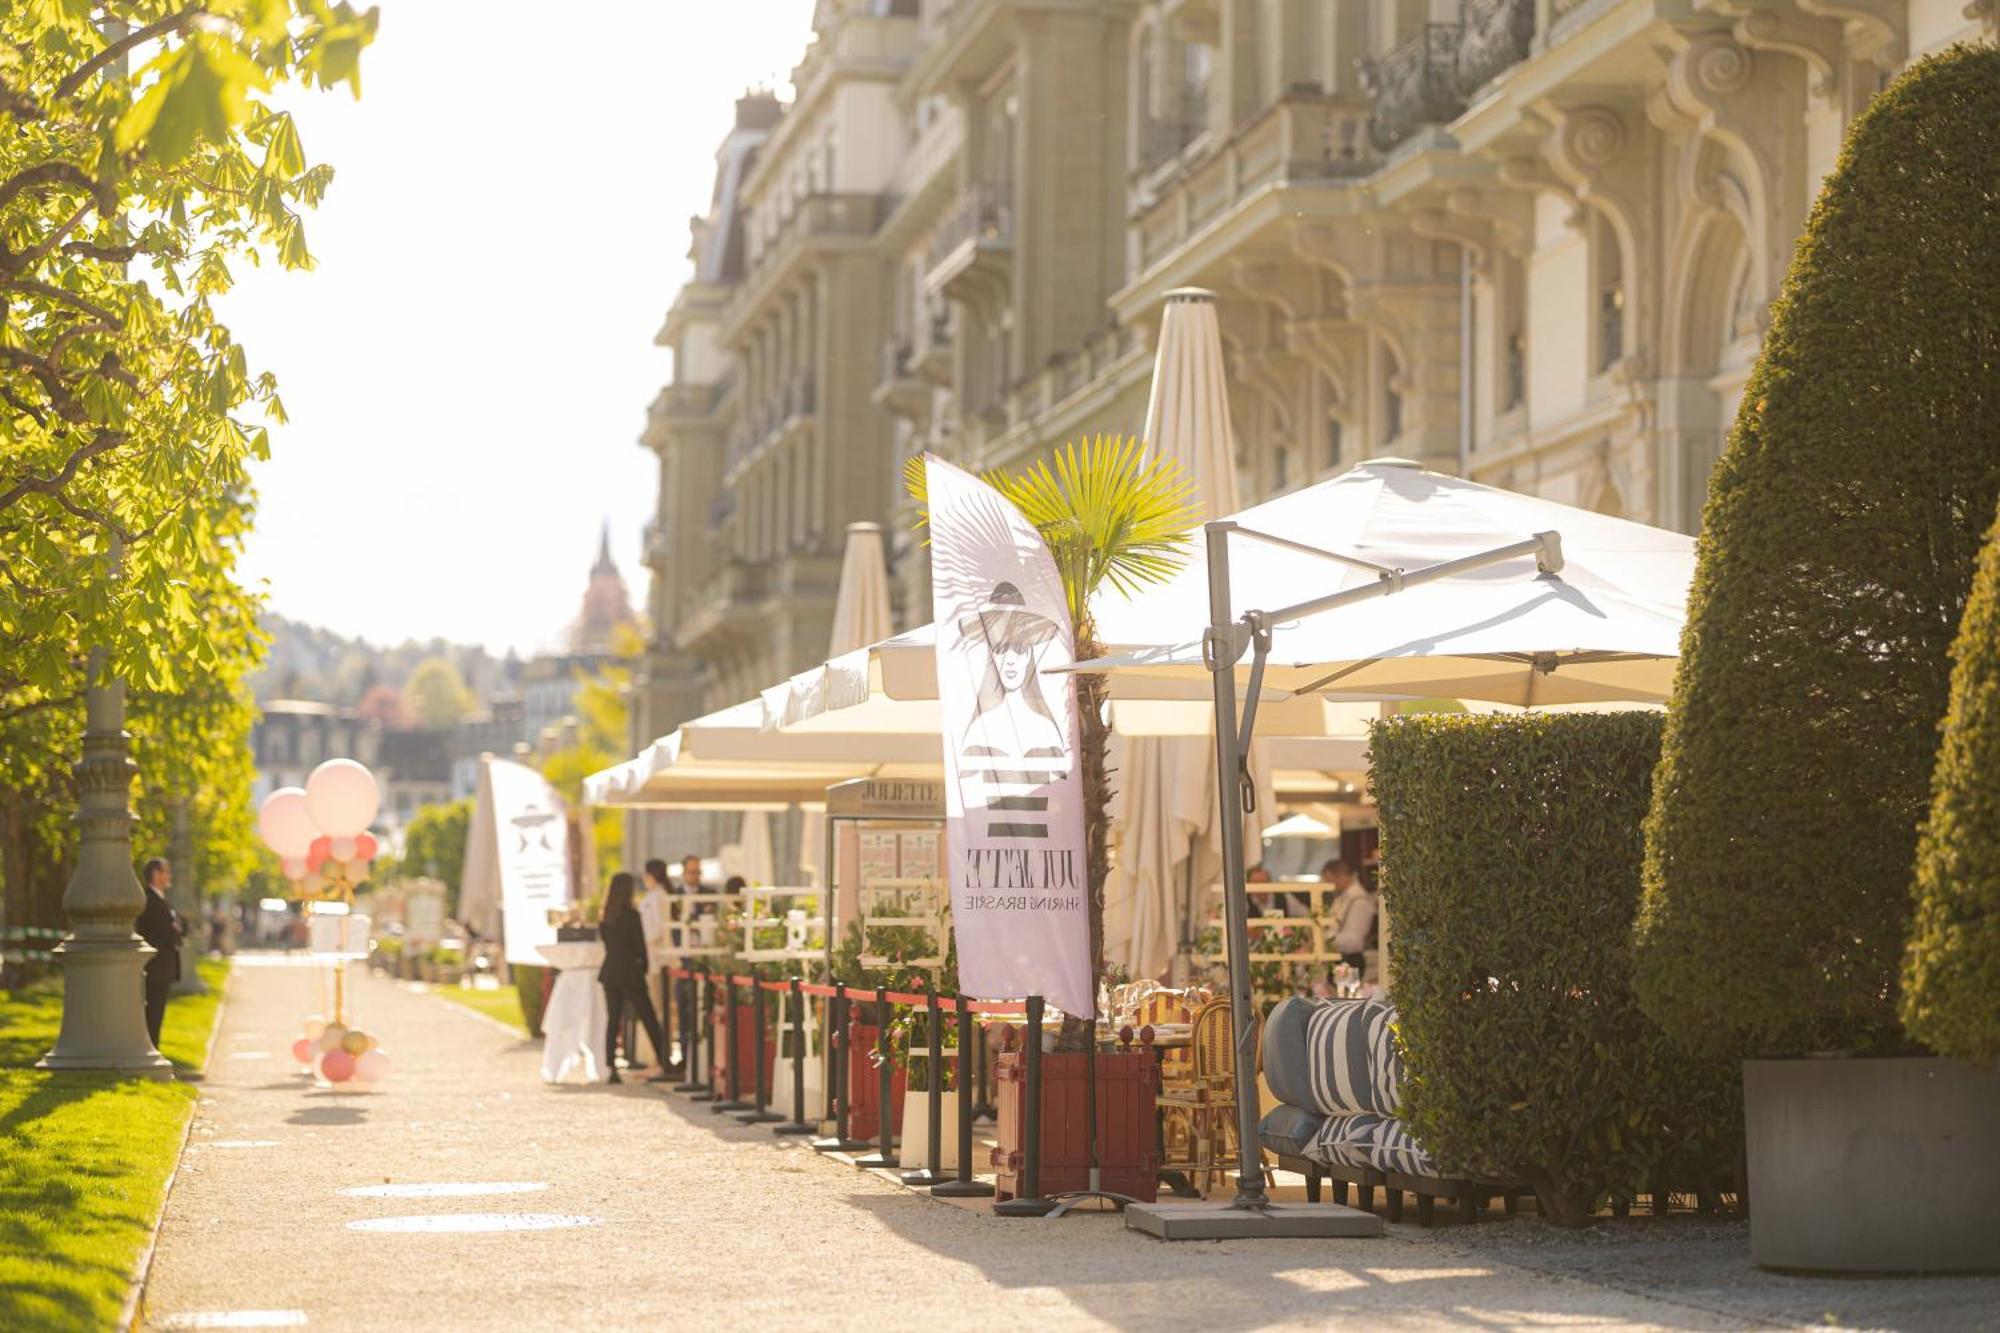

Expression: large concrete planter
xmin=1745 ymin=1056 xmax=2000 ymax=1273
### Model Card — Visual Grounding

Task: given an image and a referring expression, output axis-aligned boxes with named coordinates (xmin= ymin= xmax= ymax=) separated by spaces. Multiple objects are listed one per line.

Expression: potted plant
xmin=1633 ymin=47 xmax=2000 ymax=1273
xmin=893 ymin=996 xmax=962 ymax=1172
xmin=908 ymin=437 xmax=1193 ymax=1202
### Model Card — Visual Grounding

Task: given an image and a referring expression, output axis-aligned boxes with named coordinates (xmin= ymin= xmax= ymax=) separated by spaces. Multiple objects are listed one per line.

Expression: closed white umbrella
xmin=799 ymin=521 xmax=898 ymax=884
xmin=1113 ymin=288 xmax=1252 ymax=982
xmin=734 ymin=809 xmax=775 ymax=887
xmin=828 ymin=522 xmax=893 ymax=656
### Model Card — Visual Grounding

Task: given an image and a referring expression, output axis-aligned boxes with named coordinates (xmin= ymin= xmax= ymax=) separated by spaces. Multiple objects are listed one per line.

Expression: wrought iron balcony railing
xmin=1455 ymin=0 xmax=1536 ymax=97
xmin=926 ymin=182 xmax=1013 ymax=277
xmin=1361 ymin=24 xmax=1465 ymax=154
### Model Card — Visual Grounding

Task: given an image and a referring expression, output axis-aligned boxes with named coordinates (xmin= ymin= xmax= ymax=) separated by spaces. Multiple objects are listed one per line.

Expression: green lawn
xmin=0 ymin=956 xmax=229 ymax=1332
xmin=431 ymin=980 xmax=532 ymax=1036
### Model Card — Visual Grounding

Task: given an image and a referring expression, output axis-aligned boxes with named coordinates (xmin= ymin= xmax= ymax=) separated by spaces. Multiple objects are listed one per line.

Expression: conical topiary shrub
xmin=1634 ymin=45 xmax=2000 ymax=1056
xmin=1903 ymin=499 xmax=2000 ymax=1062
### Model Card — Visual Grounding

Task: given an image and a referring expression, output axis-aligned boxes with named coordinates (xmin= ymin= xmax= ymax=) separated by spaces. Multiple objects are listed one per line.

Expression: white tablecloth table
xmin=536 ymin=941 xmax=606 ymax=1085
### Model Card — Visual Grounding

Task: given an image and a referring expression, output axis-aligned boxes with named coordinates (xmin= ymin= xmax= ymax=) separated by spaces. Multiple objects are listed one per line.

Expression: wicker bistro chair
xmin=1154 ymin=997 xmax=1258 ymax=1197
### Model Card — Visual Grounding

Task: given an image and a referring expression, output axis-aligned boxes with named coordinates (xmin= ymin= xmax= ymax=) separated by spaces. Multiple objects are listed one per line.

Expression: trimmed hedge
xmin=1903 ymin=499 xmax=2000 ymax=1061
xmin=1635 ymin=46 xmax=2000 ymax=1056
xmin=1372 ymin=712 xmax=1738 ymax=1225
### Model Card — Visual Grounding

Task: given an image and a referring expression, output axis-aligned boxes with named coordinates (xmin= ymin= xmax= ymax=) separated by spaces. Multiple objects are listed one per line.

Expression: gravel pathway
xmin=136 ymin=957 xmax=1989 ymax=1331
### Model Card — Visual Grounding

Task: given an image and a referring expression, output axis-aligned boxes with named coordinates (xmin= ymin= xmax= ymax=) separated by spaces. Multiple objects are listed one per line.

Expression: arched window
xmin=1593 ymin=213 xmax=1625 ymax=371
xmin=1382 ymin=348 xmax=1404 ymax=444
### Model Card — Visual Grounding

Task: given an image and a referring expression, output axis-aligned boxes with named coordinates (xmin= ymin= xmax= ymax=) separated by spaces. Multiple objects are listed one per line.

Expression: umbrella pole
xmin=1203 ymin=521 xmax=1271 ymax=1211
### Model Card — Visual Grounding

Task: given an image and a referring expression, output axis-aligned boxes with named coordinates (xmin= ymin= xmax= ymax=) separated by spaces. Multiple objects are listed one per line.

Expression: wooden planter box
xmin=709 ymin=1003 xmax=775 ymax=1098
xmin=992 ymin=1049 xmax=1159 ymax=1203
xmin=844 ymin=1020 xmax=906 ymax=1144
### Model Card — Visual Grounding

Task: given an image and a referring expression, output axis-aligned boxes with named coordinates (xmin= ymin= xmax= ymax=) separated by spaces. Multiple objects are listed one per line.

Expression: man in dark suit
xmin=136 ymin=857 xmax=183 ymax=1048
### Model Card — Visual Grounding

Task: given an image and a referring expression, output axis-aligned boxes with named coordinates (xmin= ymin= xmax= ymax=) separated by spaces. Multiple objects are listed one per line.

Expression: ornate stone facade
xmin=632 ymin=0 xmax=1992 ymax=835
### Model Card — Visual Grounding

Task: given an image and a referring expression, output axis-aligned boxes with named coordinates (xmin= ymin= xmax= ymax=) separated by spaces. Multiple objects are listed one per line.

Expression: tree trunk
xmin=1055 ymin=639 xmax=1112 ymax=1052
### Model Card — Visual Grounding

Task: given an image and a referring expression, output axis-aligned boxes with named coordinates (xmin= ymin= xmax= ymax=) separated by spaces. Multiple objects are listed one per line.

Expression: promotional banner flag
xmin=926 ymin=455 xmax=1093 ymax=1018
xmin=462 ymin=757 xmax=573 ymax=966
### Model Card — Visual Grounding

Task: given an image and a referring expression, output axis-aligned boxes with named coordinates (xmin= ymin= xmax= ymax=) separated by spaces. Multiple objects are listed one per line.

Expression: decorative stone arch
xmin=1662 ymin=206 xmax=1753 ymax=380
xmin=1648 ymin=34 xmax=1793 ymax=320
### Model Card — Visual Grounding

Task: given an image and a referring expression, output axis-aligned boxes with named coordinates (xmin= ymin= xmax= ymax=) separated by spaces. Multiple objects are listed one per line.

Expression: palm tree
xmin=907 ymin=436 xmax=1197 ymax=1049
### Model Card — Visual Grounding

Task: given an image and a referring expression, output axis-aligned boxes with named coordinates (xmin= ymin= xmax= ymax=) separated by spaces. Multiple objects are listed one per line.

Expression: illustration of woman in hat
xmin=959 ymin=581 xmax=1068 ymax=764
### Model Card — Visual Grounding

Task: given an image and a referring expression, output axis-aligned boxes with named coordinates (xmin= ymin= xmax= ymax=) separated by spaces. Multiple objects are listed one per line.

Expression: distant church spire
xmin=591 ymin=519 xmax=616 ymax=578
xmin=574 ymin=520 xmax=636 ymax=656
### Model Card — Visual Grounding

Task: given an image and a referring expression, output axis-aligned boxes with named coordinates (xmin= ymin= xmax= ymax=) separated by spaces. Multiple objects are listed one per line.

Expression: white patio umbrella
xmin=582 ymin=700 xmax=938 ymax=810
xmin=1111 ymin=288 xmax=1254 ymax=982
xmin=1078 ymin=458 xmax=1694 ymax=705
xmin=757 ymin=625 xmax=1372 ymax=780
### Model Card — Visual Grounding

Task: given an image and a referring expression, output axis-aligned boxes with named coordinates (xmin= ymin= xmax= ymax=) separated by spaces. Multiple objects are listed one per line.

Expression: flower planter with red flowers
xmin=709 ymin=1003 xmax=774 ymax=1099
xmin=991 ymin=1047 xmax=1159 ymax=1203
xmin=844 ymin=1020 xmax=907 ymax=1143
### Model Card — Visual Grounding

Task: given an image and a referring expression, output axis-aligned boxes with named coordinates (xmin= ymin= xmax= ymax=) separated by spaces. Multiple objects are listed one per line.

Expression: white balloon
xmin=329 ymin=835 xmax=357 ymax=861
xmin=258 ymin=788 xmax=318 ymax=857
xmin=281 ymin=856 xmax=307 ymax=880
xmin=305 ymin=759 xmax=379 ymax=838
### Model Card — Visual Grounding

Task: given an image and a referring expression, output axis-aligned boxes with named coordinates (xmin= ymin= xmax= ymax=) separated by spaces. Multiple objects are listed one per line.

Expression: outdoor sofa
xmin=1257 ymin=995 xmax=1525 ymax=1225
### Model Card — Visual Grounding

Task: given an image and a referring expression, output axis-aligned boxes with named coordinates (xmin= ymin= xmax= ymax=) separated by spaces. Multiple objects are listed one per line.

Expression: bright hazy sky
xmin=224 ymin=2 xmax=812 ymax=655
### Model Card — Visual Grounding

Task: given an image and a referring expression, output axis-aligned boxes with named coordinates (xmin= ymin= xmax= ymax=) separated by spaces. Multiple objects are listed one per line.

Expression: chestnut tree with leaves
xmin=0 ymin=2 xmax=375 ymax=929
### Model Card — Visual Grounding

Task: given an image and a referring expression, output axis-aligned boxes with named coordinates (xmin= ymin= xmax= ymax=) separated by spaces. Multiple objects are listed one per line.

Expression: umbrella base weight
xmin=931 ymin=1178 xmax=996 ymax=1199
xmin=1124 ymin=1200 xmax=1383 ymax=1241
xmin=993 ymin=1196 xmax=1057 ymax=1217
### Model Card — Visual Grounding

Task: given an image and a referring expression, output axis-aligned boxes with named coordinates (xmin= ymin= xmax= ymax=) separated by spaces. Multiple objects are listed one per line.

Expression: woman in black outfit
xmin=599 ymin=872 xmax=671 ymax=1084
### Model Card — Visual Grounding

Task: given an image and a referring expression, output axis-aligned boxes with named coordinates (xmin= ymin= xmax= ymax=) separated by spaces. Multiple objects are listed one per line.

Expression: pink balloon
xmin=354 ymin=1049 xmax=389 ymax=1084
xmin=258 ymin=788 xmax=317 ymax=858
xmin=320 ymin=1048 xmax=357 ymax=1082
xmin=305 ymin=759 xmax=379 ymax=838
xmin=355 ymin=832 xmax=379 ymax=860
xmin=280 ymin=856 xmax=307 ymax=880
xmin=291 ymin=1037 xmax=314 ymax=1065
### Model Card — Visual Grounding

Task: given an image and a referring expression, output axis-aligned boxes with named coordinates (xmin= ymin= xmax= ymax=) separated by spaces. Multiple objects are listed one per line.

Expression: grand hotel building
xmin=629 ymin=0 xmax=1993 ymax=866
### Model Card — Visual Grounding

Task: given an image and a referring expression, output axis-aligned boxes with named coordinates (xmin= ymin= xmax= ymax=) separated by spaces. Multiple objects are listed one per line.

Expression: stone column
xmin=39 ymin=668 xmax=173 ymax=1075
xmin=170 ymin=797 xmax=206 ymax=995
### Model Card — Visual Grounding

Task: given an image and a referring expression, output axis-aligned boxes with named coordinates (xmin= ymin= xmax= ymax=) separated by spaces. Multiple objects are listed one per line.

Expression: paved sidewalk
xmin=138 ymin=958 xmax=1993 ymax=1331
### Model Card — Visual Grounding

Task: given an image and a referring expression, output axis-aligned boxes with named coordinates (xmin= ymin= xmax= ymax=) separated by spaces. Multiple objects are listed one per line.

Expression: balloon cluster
xmin=258 ymin=759 xmax=382 ymax=893
xmin=290 ymin=1015 xmax=392 ymax=1087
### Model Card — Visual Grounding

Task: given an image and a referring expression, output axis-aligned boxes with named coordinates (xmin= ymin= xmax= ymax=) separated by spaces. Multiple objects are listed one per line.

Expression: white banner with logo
xmin=465 ymin=758 xmax=573 ymax=966
xmin=926 ymin=456 xmax=1093 ymax=1018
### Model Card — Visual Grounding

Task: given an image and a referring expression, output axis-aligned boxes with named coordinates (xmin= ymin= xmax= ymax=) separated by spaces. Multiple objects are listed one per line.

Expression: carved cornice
xmin=1731 ymin=6 xmax=1842 ymax=98
xmin=1795 ymin=0 xmax=1905 ymax=66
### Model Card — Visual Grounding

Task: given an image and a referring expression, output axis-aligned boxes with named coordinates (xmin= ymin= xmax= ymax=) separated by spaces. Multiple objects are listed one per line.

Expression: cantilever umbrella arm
xmin=1201 ymin=518 xmax=1564 ymax=1213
